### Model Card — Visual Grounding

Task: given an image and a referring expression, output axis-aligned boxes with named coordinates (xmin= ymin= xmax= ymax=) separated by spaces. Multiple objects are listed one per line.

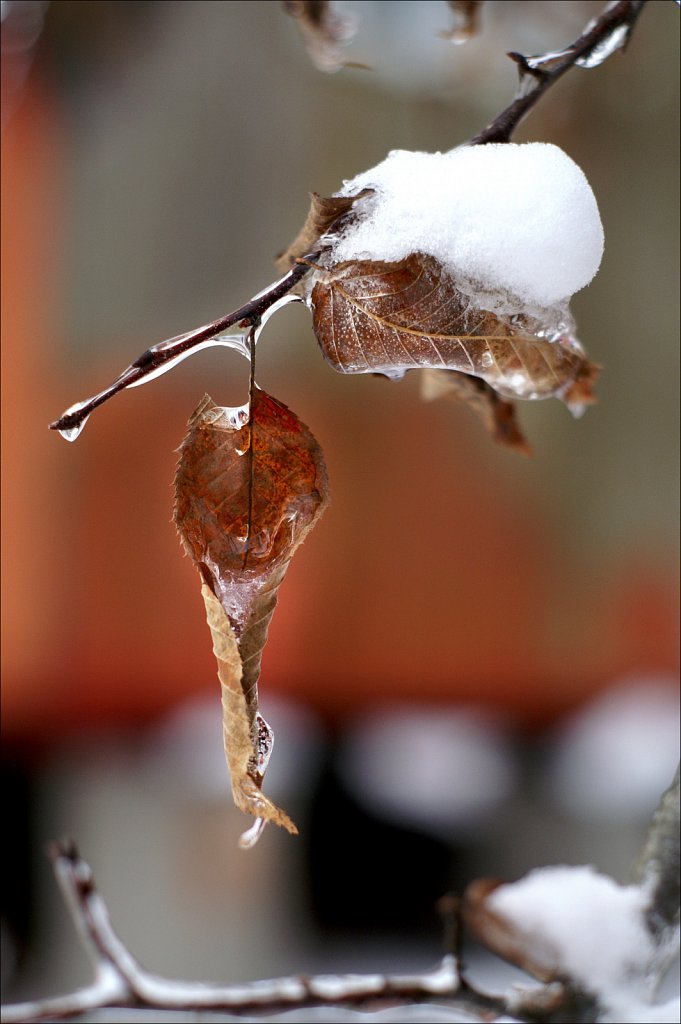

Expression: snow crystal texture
xmin=332 ymin=143 xmax=604 ymax=310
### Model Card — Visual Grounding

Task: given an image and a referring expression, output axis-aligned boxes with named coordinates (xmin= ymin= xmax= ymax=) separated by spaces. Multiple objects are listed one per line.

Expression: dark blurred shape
xmin=1 ymin=0 xmax=49 ymax=130
xmin=283 ymin=0 xmax=357 ymax=73
xmin=304 ymin=742 xmax=453 ymax=937
xmin=39 ymin=0 xmax=158 ymax=94
xmin=0 ymin=757 xmax=34 ymax=984
xmin=441 ymin=1 xmax=483 ymax=45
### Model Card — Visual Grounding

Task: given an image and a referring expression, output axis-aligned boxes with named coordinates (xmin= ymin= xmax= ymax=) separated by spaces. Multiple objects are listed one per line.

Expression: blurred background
xmin=1 ymin=0 xmax=679 ymax=1004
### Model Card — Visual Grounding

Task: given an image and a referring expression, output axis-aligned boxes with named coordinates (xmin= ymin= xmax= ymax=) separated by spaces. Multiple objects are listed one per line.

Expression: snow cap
xmin=332 ymin=143 xmax=604 ymax=311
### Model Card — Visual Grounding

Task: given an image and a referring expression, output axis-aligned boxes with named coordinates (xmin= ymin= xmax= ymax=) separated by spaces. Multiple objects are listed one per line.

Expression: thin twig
xmin=471 ymin=0 xmax=648 ymax=144
xmin=48 ymin=259 xmax=311 ymax=440
xmin=0 ymin=843 xmax=462 ymax=1024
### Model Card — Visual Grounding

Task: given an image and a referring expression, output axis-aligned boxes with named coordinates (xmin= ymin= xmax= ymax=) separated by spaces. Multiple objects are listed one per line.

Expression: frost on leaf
xmin=463 ymin=878 xmax=561 ymax=982
xmin=309 ymin=253 xmax=600 ymax=415
xmin=174 ymin=390 xmax=329 ymax=846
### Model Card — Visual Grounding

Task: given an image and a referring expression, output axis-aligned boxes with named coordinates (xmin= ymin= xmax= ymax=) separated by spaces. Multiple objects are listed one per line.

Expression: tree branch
xmin=48 ymin=259 xmax=312 ymax=441
xmin=48 ymin=1 xmax=655 ymax=442
xmin=471 ymin=0 xmax=648 ymax=144
xmin=1 ymin=843 xmax=466 ymax=1024
xmin=632 ymin=764 xmax=681 ymax=975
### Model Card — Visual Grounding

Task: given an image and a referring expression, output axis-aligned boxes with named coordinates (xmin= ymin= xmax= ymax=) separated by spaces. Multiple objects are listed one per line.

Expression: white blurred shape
xmin=490 ymin=864 xmax=655 ymax=1016
xmin=548 ymin=676 xmax=680 ymax=821
xmin=339 ymin=706 xmax=517 ymax=835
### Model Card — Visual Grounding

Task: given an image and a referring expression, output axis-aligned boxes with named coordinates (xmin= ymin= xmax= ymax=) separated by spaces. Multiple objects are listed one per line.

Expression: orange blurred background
xmin=2 ymin=1 xmax=678 ymax=742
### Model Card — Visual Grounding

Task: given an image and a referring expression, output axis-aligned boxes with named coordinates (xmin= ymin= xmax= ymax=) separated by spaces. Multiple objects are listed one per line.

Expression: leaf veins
xmin=309 ymin=253 xmax=600 ymax=412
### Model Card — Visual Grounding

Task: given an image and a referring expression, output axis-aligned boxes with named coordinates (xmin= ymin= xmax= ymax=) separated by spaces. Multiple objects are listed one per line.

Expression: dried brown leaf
xmin=275 ymin=189 xmax=373 ymax=275
xmin=283 ymin=0 xmax=357 ymax=72
xmin=310 ymin=254 xmax=600 ymax=411
xmin=421 ymin=369 xmax=531 ymax=454
xmin=441 ymin=1 xmax=483 ymax=44
xmin=174 ymin=390 xmax=329 ymax=844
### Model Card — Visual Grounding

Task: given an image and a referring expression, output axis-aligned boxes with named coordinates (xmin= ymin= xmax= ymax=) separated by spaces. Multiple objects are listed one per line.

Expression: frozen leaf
xmin=283 ymin=0 xmax=358 ymax=72
xmin=441 ymin=1 xmax=483 ymax=44
xmin=310 ymin=254 xmax=600 ymax=412
xmin=421 ymin=369 xmax=530 ymax=454
xmin=174 ymin=390 xmax=329 ymax=845
xmin=275 ymin=189 xmax=373 ymax=275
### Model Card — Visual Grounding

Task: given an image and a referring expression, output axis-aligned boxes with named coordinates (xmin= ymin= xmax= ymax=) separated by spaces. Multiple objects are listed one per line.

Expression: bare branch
xmin=471 ymin=1 xmax=648 ymax=145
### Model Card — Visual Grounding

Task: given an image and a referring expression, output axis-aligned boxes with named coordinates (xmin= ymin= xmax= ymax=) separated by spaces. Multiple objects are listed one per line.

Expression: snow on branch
xmin=49 ymin=0 xmax=653 ymax=443
xmin=0 ymin=842 xmax=471 ymax=1024
xmin=3 ymin=803 xmax=679 ymax=1024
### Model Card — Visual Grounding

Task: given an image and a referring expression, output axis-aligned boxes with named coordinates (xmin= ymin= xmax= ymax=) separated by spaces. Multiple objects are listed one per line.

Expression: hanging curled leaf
xmin=421 ymin=369 xmax=530 ymax=454
xmin=283 ymin=0 xmax=358 ymax=72
xmin=174 ymin=390 xmax=329 ymax=846
xmin=275 ymin=189 xmax=373 ymax=275
xmin=441 ymin=1 xmax=483 ymax=44
xmin=309 ymin=253 xmax=600 ymax=412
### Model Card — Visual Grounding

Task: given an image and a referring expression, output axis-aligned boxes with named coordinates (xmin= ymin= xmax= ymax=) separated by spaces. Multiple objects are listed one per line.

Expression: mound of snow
xmin=331 ymin=143 xmax=603 ymax=314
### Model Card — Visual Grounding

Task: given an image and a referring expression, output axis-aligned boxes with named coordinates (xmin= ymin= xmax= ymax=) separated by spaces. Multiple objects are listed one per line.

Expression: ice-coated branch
xmin=48 ymin=258 xmax=312 ymax=441
xmin=471 ymin=0 xmax=648 ymax=145
xmin=1 ymin=842 xmax=466 ymax=1024
xmin=9 ymin=844 xmax=660 ymax=1024
xmin=48 ymin=1 xmax=656 ymax=440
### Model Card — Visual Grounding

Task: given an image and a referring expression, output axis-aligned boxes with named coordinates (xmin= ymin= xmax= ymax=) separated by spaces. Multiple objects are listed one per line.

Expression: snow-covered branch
xmin=4 ymin=826 xmax=679 ymax=1024
xmin=0 ymin=843 xmax=469 ymax=1024
xmin=48 ymin=0 xmax=654 ymax=443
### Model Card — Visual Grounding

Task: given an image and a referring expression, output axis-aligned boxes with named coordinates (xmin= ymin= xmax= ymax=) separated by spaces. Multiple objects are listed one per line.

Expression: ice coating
xmin=330 ymin=143 xmax=604 ymax=312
